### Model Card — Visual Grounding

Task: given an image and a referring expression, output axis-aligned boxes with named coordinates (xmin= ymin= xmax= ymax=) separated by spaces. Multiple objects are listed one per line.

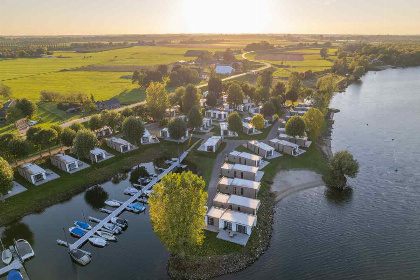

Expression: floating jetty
xmin=66 ymin=152 xmax=188 ymax=252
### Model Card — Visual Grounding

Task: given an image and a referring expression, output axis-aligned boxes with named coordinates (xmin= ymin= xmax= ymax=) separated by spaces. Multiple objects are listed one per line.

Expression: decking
xmin=68 ymin=151 xmax=189 ymax=251
xmin=0 ymin=246 xmax=31 ymax=279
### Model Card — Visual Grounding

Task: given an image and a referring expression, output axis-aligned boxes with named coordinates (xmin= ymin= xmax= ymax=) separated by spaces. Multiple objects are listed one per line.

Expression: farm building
xmin=215 ymin=65 xmax=234 ymax=74
xmin=159 ymin=127 xmax=190 ymax=140
xmin=205 ymin=109 xmax=229 ymax=121
xmin=220 ymin=122 xmax=238 ymax=137
xmin=220 ymin=163 xmax=259 ymax=181
xmin=17 ymin=163 xmax=47 ymax=185
xmin=212 ymin=192 xmax=261 ymax=215
xmin=106 ymin=137 xmax=134 ymax=153
xmin=50 ymin=154 xmax=86 ymax=173
xmin=277 ymin=134 xmax=312 ymax=148
xmin=242 ymin=122 xmax=256 ymax=135
xmin=90 ymin=148 xmax=108 ymax=163
xmin=95 ymin=98 xmax=120 ymax=111
xmin=94 ymin=126 xmax=112 ymax=138
xmin=247 ymin=140 xmax=275 ymax=158
xmin=140 ymin=129 xmax=159 ymax=144
xmin=205 ymin=207 xmax=257 ymax=244
xmin=218 ymin=177 xmax=261 ymax=199
xmin=227 ymin=151 xmax=262 ymax=167
xmin=198 ymin=136 xmax=222 ymax=152
xmin=269 ymin=138 xmax=305 ymax=156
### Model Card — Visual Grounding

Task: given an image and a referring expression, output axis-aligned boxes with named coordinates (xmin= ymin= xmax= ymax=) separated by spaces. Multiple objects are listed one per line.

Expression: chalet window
xmin=233 ymin=187 xmax=236 ymax=194
xmin=241 ymin=172 xmax=244 ymax=179
xmin=237 ymin=207 xmax=241 ymax=212
xmin=241 ymin=188 xmax=244 ymax=195
xmin=236 ymin=224 xmax=247 ymax=234
xmin=208 ymin=217 xmax=214 ymax=226
xmin=224 ymin=221 xmax=232 ymax=230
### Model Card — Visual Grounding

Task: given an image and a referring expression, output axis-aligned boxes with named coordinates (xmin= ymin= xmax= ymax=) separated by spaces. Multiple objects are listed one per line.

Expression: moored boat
xmin=96 ymin=231 xmax=117 ymax=241
xmin=124 ymin=187 xmax=138 ymax=195
xmin=7 ymin=270 xmax=23 ymax=280
xmin=102 ymin=223 xmax=122 ymax=234
xmin=104 ymin=200 xmax=121 ymax=207
xmin=15 ymin=239 xmax=34 ymax=261
xmin=88 ymin=237 xmax=108 ymax=247
xmin=111 ymin=217 xmax=128 ymax=229
xmin=1 ymin=239 xmax=13 ymax=265
xmin=69 ymin=249 xmax=91 ymax=266
xmin=126 ymin=202 xmax=146 ymax=213
xmin=69 ymin=227 xmax=87 ymax=238
xmin=74 ymin=221 xmax=92 ymax=230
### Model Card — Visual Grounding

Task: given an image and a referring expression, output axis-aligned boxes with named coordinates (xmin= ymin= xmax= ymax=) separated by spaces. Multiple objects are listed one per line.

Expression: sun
xmin=180 ymin=0 xmax=271 ymax=33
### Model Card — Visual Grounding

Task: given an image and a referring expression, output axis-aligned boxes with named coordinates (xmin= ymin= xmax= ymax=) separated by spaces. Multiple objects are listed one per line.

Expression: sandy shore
xmin=271 ymin=170 xmax=325 ymax=202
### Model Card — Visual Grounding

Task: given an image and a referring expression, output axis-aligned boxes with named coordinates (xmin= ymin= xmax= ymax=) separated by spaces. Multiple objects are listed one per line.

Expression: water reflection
xmin=84 ymin=185 xmax=109 ymax=209
xmin=324 ymin=185 xmax=353 ymax=205
xmin=1 ymin=222 xmax=35 ymax=247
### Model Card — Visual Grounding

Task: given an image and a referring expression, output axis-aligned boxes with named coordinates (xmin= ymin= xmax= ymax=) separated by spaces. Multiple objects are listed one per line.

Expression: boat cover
xmin=7 ymin=270 xmax=23 ymax=280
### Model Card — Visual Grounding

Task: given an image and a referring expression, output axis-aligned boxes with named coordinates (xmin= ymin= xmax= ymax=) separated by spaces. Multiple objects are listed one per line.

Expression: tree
xmin=122 ymin=116 xmax=145 ymax=146
xmin=73 ymin=129 xmax=99 ymax=159
xmin=121 ymin=107 xmax=133 ymax=118
xmin=157 ymin=64 xmax=168 ymax=76
xmin=353 ymin=66 xmax=365 ymax=80
xmin=242 ymin=59 xmax=252 ymax=72
xmin=133 ymin=103 xmax=149 ymax=121
xmin=270 ymin=96 xmax=284 ymax=114
xmin=0 ymin=134 xmax=16 ymax=158
xmin=37 ymin=128 xmax=58 ymax=154
xmin=8 ymin=138 xmax=30 ymax=163
xmin=285 ymin=116 xmax=306 ymax=137
xmin=0 ymin=157 xmax=14 ymax=197
xmin=6 ymin=107 xmax=23 ymax=122
xmin=69 ymin=122 xmax=84 ymax=133
xmin=89 ymin=114 xmax=102 ymax=131
xmin=227 ymin=83 xmax=244 ymax=107
xmin=303 ymin=108 xmax=325 ymax=139
xmin=251 ymin=114 xmax=265 ymax=130
xmin=16 ymin=98 xmax=36 ymax=118
xmin=50 ymin=124 xmax=63 ymax=143
xmin=286 ymin=89 xmax=299 ymax=102
xmin=81 ymin=100 xmax=97 ymax=115
xmin=223 ymin=48 xmax=235 ymax=63
xmin=132 ymin=69 xmax=163 ymax=88
xmin=149 ymin=171 xmax=207 ymax=257
xmin=227 ymin=112 xmax=242 ymax=134
xmin=320 ymin=48 xmax=328 ymax=59
xmin=187 ymin=106 xmax=203 ymax=129
xmin=257 ymin=70 xmax=273 ymax=88
xmin=262 ymin=101 xmax=275 ymax=117
xmin=208 ymin=76 xmax=223 ymax=98
xmin=271 ymin=81 xmax=286 ymax=99
xmin=61 ymin=128 xmax=76 ymax=147
xmin=300 ymin=88 xmax=314 ymax=100
xmin=146 ymin=82 xmax=169 ymax=120
xmin=101 ymin=110 xmax=122 ymax=134
xmin=0 ymin=83 xmax=12 ymax=99
xmin=288 ymin=72 xmax=302 ymax=94
xmin=206 ymin=92 xmax=218 ymax=107
xmin=323 ymin=151 xmax=359 ymax=188
xmin=182 ymin=84 xmax=200 ymax=115
xmin=168 ymin=117 xmax=187 ymax=141
xmin=256 ymin=86 xmax=270 ymax=102
xmin=129 ymin=166 xmax=149 ymax=185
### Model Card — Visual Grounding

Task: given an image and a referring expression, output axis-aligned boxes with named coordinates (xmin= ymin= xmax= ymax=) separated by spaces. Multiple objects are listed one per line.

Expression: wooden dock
xmin=0 ymin=246 xmax=30 ymax=279
xmin=68 ymin=151 xmax=188 ymax=251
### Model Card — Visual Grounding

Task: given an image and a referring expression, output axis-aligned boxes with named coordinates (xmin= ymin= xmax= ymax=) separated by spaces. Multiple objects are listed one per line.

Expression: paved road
xmin=206 ymin=120 xmax=281 ymax=206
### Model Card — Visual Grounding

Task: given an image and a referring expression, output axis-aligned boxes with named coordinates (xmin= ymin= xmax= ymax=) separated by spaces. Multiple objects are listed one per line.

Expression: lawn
xmin=2 ymin=71 xmax=142 ymax=102
xmin=0 ymin=138 xmax=199 ymax=226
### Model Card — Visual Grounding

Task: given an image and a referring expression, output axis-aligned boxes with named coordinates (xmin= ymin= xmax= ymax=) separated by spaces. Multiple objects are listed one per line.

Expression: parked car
xmin=28 ymin=120 xmax=38 ymax=126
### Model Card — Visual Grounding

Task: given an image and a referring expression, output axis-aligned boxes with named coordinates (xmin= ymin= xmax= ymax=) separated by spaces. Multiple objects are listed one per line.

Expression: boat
xmin=88 ymin=237 xmax=108 ymax=247
xmin=102 ymin=223 xmax=122 ymax=234
xmin=96 ymin=231 xmax=117 ymax=241
xmin=126 ymin=202 xmax=146 ymax=213
xmin=7 ymin=270 xmax=23 ymax=280
xmin=111 ymin=217 xmax=128 ymax=229
xmin=1 ymin=239 xmax=13 ymax=265
xmin=69 ymin=249 xmax=91 ymax=266
xmin=15 ymin=239 xmax=34 ymax=261
xmin=69 ymin=227 xmax=87 ymax=238
xmin=144 ymin=190 xmax=153 ymax=197
xmin=104 ymin=200 xmax=121 ymax=207
xmin=74 ymin=221 xmax=92 ymax=230
xmin=124 ymin=187 xmax=138 ymax=195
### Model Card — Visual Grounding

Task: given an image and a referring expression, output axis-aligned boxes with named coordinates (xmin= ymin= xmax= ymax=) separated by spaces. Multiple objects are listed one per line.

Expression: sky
xmin=0 ymin=0 xmax=419 ymax=36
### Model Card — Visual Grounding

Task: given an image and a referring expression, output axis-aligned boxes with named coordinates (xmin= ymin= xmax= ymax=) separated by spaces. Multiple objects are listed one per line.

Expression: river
xmin=1 ymin=67 xmax=420 ymax=280
xmin=221 ymin=66 xmax=420 ymax=279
